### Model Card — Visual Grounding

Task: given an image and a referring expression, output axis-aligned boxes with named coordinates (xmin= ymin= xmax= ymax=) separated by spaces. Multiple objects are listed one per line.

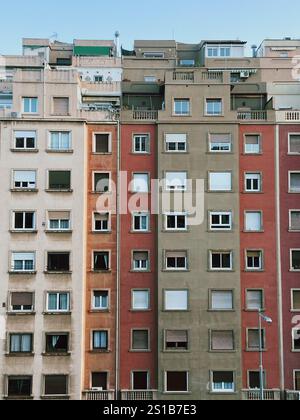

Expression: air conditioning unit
xmin=92 ymin=387 xmax=103 ymax=391
xmin=10 ymin=112 xmax=20 ymax=118
xmin=240 ymin=71 xmax=250 ymax=79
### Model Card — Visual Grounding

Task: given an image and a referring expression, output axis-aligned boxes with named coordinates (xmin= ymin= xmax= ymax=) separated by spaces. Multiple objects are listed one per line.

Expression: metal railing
xmin=242 ymin=389 xmax=281 ymax=400
xmin=121 ymin=390 xmax=157 ymax=401
xmin=286 ymin=391 xmax=300 ymax=400
xmin=82 ymin=390 xmax=115 ymax=401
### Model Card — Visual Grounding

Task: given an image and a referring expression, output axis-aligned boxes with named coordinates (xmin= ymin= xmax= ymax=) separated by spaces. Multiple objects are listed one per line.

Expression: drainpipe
xmin=115 ymin=113 xmax=121 ymax=399
xmin=275 ymin=124 xmax=285 ymax=393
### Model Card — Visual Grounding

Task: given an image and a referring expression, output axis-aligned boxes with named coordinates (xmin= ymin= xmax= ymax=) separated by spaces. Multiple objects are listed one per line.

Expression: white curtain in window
xmin=11 ymin=335 xmax=20 ymax=352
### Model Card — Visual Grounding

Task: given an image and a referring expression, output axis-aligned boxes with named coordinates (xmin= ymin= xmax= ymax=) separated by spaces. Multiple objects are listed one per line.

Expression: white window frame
xmin=143 ymin=52 xmax=165 ymax=59
xmin=289 ymin=210 xmax=300 ymax=231
xmin=132 ymin=173 xmax=149 ymax=193
xmin=288 ymin=133 xmax=300 ymax=155
xmin=244 ymin=211 xmax=263 ymax=232
xmin=209 ymin=172 xmax=232 ymax=192
xmin=132 ymin=212 xmax=150 ymax=232
xmin=173 ymin=99 xmax=190 ymax=116
xmin=289 ymin=171 xmax=300 ymax=193
xmin=245 ymin=173 xmax=262 ymax=193
xmin=165 ymin=213 xmax=188 ymax=231
xmin=209 ymin=212 xmax=232 ymax=231
xmin=290 ymin=249 xmax=300 ymax=272
xmin=22 ymin=97 xmax=38 ymax=114
xmin=46 ymin=292 xmax=70 ymax=313
xmin=133 ymin=134 xmax=150 ymax=154
xmin=291 ymin=289 xmax=300 ymax=312
xmin=210 ymin=290 xmax=234 ymax=311
xmin=164 ymin=290 xmax=189 ymax=312
xmin=165 ymin=251 xmax=188 ymax=271
xmin=92 ymin=290 xmax=109 ymax=311
xmin=93 ymin=212 xmax=110 ymax=232
xmin=292 ymin=328 xmax=300 ymax=352
xmin=165 ymin=134 xmax=187 ymax=153
xmin=164 ymin=371 xmax=189 ymax=394
xmin=93 ymin=171 xmax=111 ymax=193
xmin=12 ymin=170 xmax=37 ymax=190
xmin=48 ymin=131 xmax=72 ymax=151
xmin=206 ymin=99 xmax=223 ymax=116
xmin=93 ymin=133 xmax=112 ymax=154
xmin=246 ymin=250 xmax=263 ymax=271
xmin=211 ymin=371 xmax=235 ymax=393
xmin=132 ymin=251 xmax=150 ymax=272
xmin=210 ymin=251 xmax=233 ymax=271
xmin=14 ymin=131 xmax=37 ymax=150
xmin=132 ymin=289 xmax=150 ymax=311
xmin=12 ymin=211 xmax=36 ymax=231
xmin=11 ymin=252 xmax=36 ymax=273
xmin=165 ymin=171 xmax=187 ymax=191
xmin=9 ymin=292 xmax=34 ymax=313
xmin=47 ymin=211 xmax=71 ymax=232
xmin=209 ymin=134 xmax=232 ymax=153
xmin=246 ymin=289 xmax=264 ymax=311
xmin=244 ymin=134 xmax=261 ymax=154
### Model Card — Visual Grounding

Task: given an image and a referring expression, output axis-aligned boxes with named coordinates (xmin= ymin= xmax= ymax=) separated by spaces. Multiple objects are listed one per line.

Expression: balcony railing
xmin=173 ymin=71 xmax=195 ymax=82
xmin=286 ymin=391 xmax=300 ymax=400
xmin=82 ymin=390 xmax=115 ymax=401
xmin=202 ymin=71 xmax=223 ymax=82
xmin=131 ymin=110 xmax=158 ymax=121
xmin=237 ymin=110 xmax=268 ymax=121
xmin=242 ymin=389 xmax=281 ymax=401
xmin=121 ymin=390 xmax=158 ymax=401
xmin=276 ymin=110 xmax=300 ymax=122
xmin=81 ymin=81 xmax=121 ymax=96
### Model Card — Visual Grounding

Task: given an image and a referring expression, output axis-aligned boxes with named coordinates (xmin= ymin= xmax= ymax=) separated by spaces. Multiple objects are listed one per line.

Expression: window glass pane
xmin=245 ymin=212 xmax=262 ymax=231
xmin=45 ymin=376 xmax=67 ymax=395
xmin=132 ymin=330 xmax=149 ymax=350
xmin=292 ymin=251 xmax=300 ymax=270
xmin=49 ymin=171 xmax=71 ymax=190
xmin=166 ymin=372 xmax=188 ymax=392
xmin=290 ymin=173 xmax=300 ymax=192
xmin=291 ymin=212 xmax=300 ymax=230
xmin=289 ymin=135 xmax=300 ymax=153
xmin=245 ymin=135 xmax=260 ymax=153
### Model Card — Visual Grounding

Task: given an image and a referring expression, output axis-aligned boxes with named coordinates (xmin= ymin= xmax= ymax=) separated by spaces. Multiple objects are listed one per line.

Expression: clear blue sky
xmin=1 ymin=0 xmax=300 ymax=55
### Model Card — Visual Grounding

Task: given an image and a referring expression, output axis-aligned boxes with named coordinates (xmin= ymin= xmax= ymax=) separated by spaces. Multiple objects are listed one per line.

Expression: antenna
xmin=114 ymin=31 xmax=120 ymax=57
xmin=49 ymin=33 xmax=58 ymax=43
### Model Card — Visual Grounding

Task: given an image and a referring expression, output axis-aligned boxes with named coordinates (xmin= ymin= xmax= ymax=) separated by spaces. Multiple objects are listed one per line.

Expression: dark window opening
xmin=46 ymin=334 xmax=69 ymax=354
xmin=8 ymin=377 xmax=32 ymax=397
xmin=92 ymin=373 xmax=107 ymax=390
xmin=93 ymin=252 xmax=109 ymax=271
xmin=95 ymin=134 xmax=110 ymax=153
xmin=44 ymin=375 xmax=68 ymax=396
xmin=48 ymin=171 xmax=71 ymax=190
xmin=166 ymin=372 xmax=188 ymax=392
xmin=133 ymin=372 xmax=148 ymax=390
xmin=47 ymin=253 xmax=70 ymax=272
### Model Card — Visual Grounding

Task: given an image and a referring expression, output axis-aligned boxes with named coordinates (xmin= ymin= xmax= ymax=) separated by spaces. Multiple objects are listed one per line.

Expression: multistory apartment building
xmin=0 ymin=36 xmax=299 ymax=400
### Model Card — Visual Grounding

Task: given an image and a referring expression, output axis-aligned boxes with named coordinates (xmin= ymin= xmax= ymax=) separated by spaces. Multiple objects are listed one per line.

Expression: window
xmin=49 ymin=132 xmax=71 ymax=151
xmin=93 ymin=331 xmax=108 ymax=351
xmin=247 ymin=329 xmax=265 ymax=350
xmin=289 ymin=172 xmax=300 ymax=193
xmin=290 ymin=211 xmax=300 ymax=231
xmin=209 ymin=134 xmax=231 ymax=152
xmin=246 ymin=251 xmax=263 ymax=270
xmin=92 ymin=291 xmax=109 ymax=311
xmin=244 ymin=135 xmax=261 ymax=154
xmin=144 ymin=76 xmax=157 ymax=83
xmin=11 ymin=252 xmax=35 ymax=273
xmin=295 ymin=371 xmax=300 ymax=391
xmin=209 ymin=172 xmax=232 ymax=191
xmin=165 ymin=213 xmax=187 ymax=231
xmin=220 ymin=47 xmax=231 ymax=57
xmin=92 ymin=373 xmax=108 ymax=391
xmin=179 ymin=59 xmax=195 ymax=67
xmin=133 ymin=212 xmax=149 ymax=232
xmin=165 ymin=330 xmax=188 ymax=350
xmin=13 ymin=170 xmax=36 ymax=190
xmin=45 ymin=334 xmax=69 ymax=354
xmin=132 ymin=330 xmax=149 ymax=351
xmin=165 ymin=172 xmax=187 ymax=191
xmin=10 ymin=334 xmax=33 ymax=353
xmin=210 ymin=212 xmax=232 ymax=230
xmin=165 ymin=372 xmax=188 ymax=393
xmin=293 ymin=330 xmax=300 ymax=351
xmin=165 ymin=134 xmax=187 ymax=152
xmin=174 ymin=99 xmax=190 ymax=116
xmin=248 ymin=371 xmax=266 ymax=389
xmin=48 ymin=171 xmax=71 ymax=191
xmin=14 ymin=131 xmax=36 ymax=150
xmin=10 ymin=292 xmax=34 ymax=312
xmin=291 ymin=250 xmax=300 ymax=271
xmin=47 ymin=252 xmax=70 ymax=272
xmin=211 ymin=291 xmax=233 ymax=311
xmin=44 ymin=375 xmax=68 ymax=396
xmin=48 ymin=211 xmax=71 ymax=231
xmin=93 ymin=213 xmax=110 ymax=232
xmin=245 ymin=212 xmax=263 ymax=232
xmin=165 ymin=251 xmax=187 ymax=270
xmin=93 ymin=173 xmax=110 ymax=193
xmin=246 ymin=290 xmax=264 ymax=311
xmin=289 ymin=134 xmax=300 ymax=154
xmin=22 ymin=97 xmax=38 ymax=113
xmin=143 ymin=52 xmax=164 ymax=59
xmin=132 ymin=173 xmax=149 ymax=193
xmin=133 ymin=251 xmax=149 ymax=271
xmin=292 ymin=290 xmax=300 ymax=311
xmin=132 ymin=290 xmax=150 ymax=311
xmin=211 ymin=372 xmax=234 ymax=393
xmin=206 ymin=99 xmax=222 ymax=116
xmin=52 ymin=97 xmax=69 ymax=116
xmin=210 ymin=331 xmax=234 ymax=351
xmin=7 ymin=376 xmax=32 ymax=397
xmin=94 ymin=75 xmax=103 ymax=83
xmin=133 ymin=134 xmax=150 ymax=154
xmin=93 ymin=251 xmax=110 ymax=271
xmin=164 ymin=290 xmax=188 ymax=311
xmin=93 ymin=133 xmax=111 ymax=154
xmin=132 ymin=372 xmax=149 ymax=390
xmin=245 ymin=173 xmax=261 ymax=192
xmin=47 ymin=292 xmax=70 ymax=313
xmin=210 ymin=251 xmax=233 ymax=271
xmin=12 ymin=211 xmax=35 ymax=231
xmin=207 ymin=47 xmax=219 ymax=57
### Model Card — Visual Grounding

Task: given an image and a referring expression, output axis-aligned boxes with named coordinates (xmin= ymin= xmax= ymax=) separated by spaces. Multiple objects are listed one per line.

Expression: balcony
xmin=81 ymin=81 xmax=121 ymax=97
xmin=0 ymin=55 xmax=44 ymax=68
xmin=167 ymin=70 xmax=227 ymax=84
xmin=285 ymin=391 xmax=300 ymax=400
xmin=237 ymin=110 xmax=268 ymax=121
xmin=242 ymin=389 xmax=281 ymax=401
xmin=73 ymin=56 xmax=122 ymax=68
xmin=121 ymin=390 xmax=158 ymax=401
xmin=0 ymin=81 xmax=13 ymax=93
xmin=122 ymin=109 xmax=159 ymax=122
xmin=276 ymin=110 xmax=300 ymax=122
xmin=13 ymin=69 xmax=79 ymax=84
xmin=82 ymin=390 xmax=115 ymax=401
